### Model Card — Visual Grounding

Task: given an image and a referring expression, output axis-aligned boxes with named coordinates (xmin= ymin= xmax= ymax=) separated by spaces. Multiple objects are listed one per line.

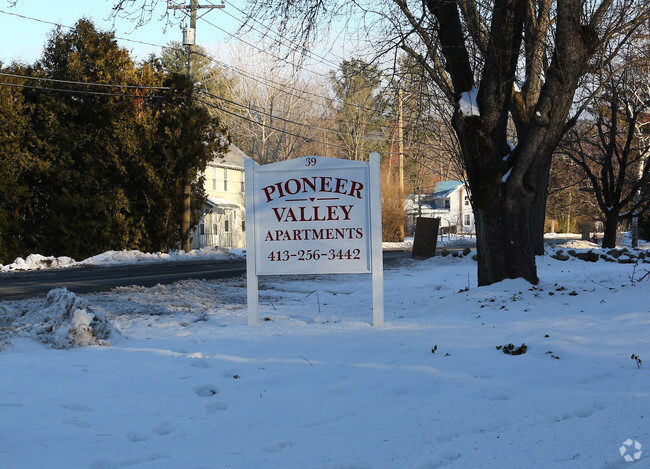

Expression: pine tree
xmin=0 ymin=63 xmax=41 ymax=263
xmin=29 ymin=19 xmax=148 ymax=258
xmin=330 ymin=59 xmax=387 ymax=161
xmin=145 ymin=73 xmax=228 ymax=250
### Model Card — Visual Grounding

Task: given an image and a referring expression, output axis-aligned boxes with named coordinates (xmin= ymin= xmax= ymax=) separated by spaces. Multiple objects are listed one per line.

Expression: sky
xmin=1 ymin=235 xmax=649 ymax=467
xmin=0 ymin=0 xmax=355 ymax=80
xmin=0 ymin=0 xmax=244 ymax=64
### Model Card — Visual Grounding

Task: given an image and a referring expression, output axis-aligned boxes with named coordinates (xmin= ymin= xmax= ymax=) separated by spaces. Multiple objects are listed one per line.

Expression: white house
xmin=190 ymin=144 xmax=249 ymax=250
xmin=405 ymin=180 xmax=475 ymax=235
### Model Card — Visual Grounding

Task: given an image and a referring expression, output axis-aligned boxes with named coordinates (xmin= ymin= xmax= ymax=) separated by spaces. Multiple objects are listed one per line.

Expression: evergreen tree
xmin=330 ymin=59 xmax=387 ymax=161
xmin=28 ymin=19 xmax=148 ymax=259
xmin=0 ymin=62 xmax=42 ymax=263
xmin=0 ymin=19 xmax=228 ymax=260
xmin=161 ymin=41 xmax=214 ymax=80
xmin=145 ymin=73 xmax=228 ymax=250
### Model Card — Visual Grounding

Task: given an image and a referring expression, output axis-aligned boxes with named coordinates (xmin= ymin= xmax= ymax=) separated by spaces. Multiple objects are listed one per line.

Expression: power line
xmin=0 ymin=11 xmax=387 ymax=139
xmin=189 ymin=46 xmax=441 ymax=133
xmin=199 ymin=89 xmax=334 ymax=134
xmin=1 ymin=8 xmax=386 ymax=120
xmin=197 ymin=70 xmax=446 ymax=154
xmin=1 ymin=6 xmax=450 ymax=173
xmin=199 ymin=16 xmax=333 ymax=81
xmin=198 ymin=88 xmax=389 ymax=143
xmin=0 ymin=6 xmax=333 ymax=78
xmin=197 ymin=95 xmax=445 ymax=163
xmin=219 ymin=2 xmax=344 ymax=70
xmin=1 ymin=68 xmax=447 ymax=172
xmin=0 ymin=9 xmax=166 ymax=50
xmin=197 ymin=97 xmax=383 ymax=155
xmin=201 ymin=95 xmax=455 ymax=179
xmin=1 ymin=78 xmax=451 ymax=177
xmin=0 ymin=8 xmax=342 ymax=116
xmin=0 ymin=81 xmax=167 ymax=99
xmin=1 ymin=63 xmax=444 ymax=167
xmin=177 ymin=42 xmax=449 ymax=143
xmin=193 ymin=49 xmax=333 ymax=105
xmin=191 ymin=48 xmax=390 ymax=119
xmin=0 ymin=72 xmax=170 ymax=90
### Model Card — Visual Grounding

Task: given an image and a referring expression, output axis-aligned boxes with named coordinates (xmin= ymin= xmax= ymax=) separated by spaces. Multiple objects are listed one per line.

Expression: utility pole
xmin=167 ymin=0 xmax=224 ymax=252
xmin=566 ymin=191 xmax=571 ymax=234
xmin=397 ymin=87 xmax=405 ymax=241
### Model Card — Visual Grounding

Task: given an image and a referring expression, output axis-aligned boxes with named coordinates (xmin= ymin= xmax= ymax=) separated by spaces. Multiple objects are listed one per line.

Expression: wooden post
xmin=244 ymin=159 xmax=259 ymax=326
xmin=370 ymin=152 xmax=384 ymax=326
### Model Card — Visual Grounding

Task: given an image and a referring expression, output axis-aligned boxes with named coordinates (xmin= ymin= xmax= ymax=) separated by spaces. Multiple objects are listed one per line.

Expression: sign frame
xmin=245 ymin=153 xmax=384 ymax=326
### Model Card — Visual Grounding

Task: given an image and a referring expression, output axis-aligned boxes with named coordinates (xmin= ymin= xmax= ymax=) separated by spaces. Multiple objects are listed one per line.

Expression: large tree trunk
xmin=474 ymin=194 xmax=539 ymax=285
xmin=531 ymin=158 xmax=552 ymax=255
xmin=427 ymin=0 xmax=603 ymax=286
xmin=454 ymin=115 xmax=542 ymax=286
xmin=602 ymin=211 xmax=619 ymax=248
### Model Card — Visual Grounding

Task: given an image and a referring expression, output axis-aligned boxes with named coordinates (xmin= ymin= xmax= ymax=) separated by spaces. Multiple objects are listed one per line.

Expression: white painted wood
xmin=244 ymin=159 xmax=259 ymax=326
xmin=251 ymin=156 xmax=371 ymax=275
xmin=369 ymin=152 xmax=384 ymax=326
xmin=245 ymin=154 xmax=384 ymax=326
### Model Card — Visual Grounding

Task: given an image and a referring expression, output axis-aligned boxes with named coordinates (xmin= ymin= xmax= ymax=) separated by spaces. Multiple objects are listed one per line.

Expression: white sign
xmin=252 ymin=156 xmax=371 ymax=275
xmin=245 ymin=154 xmax=384 ymax=326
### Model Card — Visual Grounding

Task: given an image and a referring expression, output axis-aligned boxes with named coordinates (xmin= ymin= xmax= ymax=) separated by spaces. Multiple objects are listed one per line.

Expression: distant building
xmin=405 ymin=181 xmax=474 ymax=235
xmin=190 ymin=144 xmax=249 ymax=250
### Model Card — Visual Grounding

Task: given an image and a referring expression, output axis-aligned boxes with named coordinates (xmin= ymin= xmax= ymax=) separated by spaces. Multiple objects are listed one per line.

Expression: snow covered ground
xmin=1 ymin=235 xmax=649 ymax=468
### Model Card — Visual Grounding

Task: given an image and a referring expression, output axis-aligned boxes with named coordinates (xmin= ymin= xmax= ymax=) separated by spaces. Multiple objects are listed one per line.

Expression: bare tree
xmin=545 ymin=154 xmax=595 ymax=234
xmin=99 ymin=0 xmax=649 ymax=284
xmin=201 ymin=44 xmax=332 ymax=165
xmin=395 ymin=55 xmax=465 ymax=193
xmin=237 ymin=0 xmax=649 ymax=285
xmin=560 ymin=65 xmax=650 ymax=248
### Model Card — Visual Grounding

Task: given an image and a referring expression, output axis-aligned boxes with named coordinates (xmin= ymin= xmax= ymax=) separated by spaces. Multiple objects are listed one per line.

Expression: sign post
xmin=245 ymin=154 xmax=384 ymax=326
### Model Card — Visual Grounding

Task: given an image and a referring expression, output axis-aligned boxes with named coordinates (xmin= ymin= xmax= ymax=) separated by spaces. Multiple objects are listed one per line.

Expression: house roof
xmin=205 ymin=196 xmax=239 ymax=209
xmin=433 ymin=180 xmax=464 ymax=198
xmin=208 ymin=144 xmax=250 ymax=170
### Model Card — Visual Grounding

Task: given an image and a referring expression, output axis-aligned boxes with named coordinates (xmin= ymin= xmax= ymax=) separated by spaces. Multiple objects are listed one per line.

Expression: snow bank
xmin=555 ymin=239 xmax=598 ymax=250
xmin=6 ymin=288 xmax=114 ymax=349
xmin=0 ymin=253 xmax=76 ymax=272
xmin=1 ymin=235 xmax=646 ymax=274
xmin=0 ymin=246 xmax=240 ymax=272
xmin=79 ymin=246 xmax=236 ymax=266
xmin=383 ymin=240 xmax=413 ymax=250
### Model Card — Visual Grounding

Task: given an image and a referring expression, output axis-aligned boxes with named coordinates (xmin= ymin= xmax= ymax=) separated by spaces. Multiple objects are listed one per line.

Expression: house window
xmin=199 ymin=223 xmax=205 ymax=235
xmin=464 ymin=196 xmax=470 ymax=206
xmin=224 ymin=218 xmax=230 ymax=233
xmin=464 ymin=214 xmax=471 ymax=226
xmin=223 ymin=168 xmax=229 ymax=192
xmin=444 ymin=199 xmax=450 ymax=209
xmin=241 ymin=220 xmax=246 ymax=232
xmin=240 ymin=177 xmax=245 ymax=193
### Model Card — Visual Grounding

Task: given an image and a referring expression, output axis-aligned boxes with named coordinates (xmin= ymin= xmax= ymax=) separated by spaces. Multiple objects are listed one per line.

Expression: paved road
xmin=0 ymin=260 xmax=248 ymax=301
xmin=2 ymin=238 xmax=584 ymax=302
xmin=0 ymin=251 xmax=411 ymax=301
